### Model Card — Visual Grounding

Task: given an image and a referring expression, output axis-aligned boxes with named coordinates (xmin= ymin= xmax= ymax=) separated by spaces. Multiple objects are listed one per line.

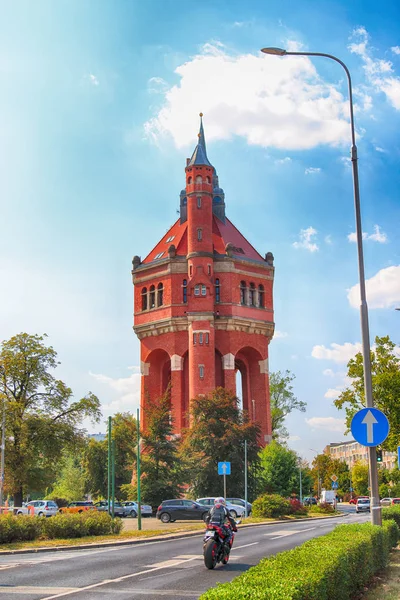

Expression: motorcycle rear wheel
xmin=204 ymin=539 xmax=218 ymax=569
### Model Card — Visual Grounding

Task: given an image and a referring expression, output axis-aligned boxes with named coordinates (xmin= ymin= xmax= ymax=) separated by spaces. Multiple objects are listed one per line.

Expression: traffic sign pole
xmin=223 ymin=473 xmax=226 ymax=500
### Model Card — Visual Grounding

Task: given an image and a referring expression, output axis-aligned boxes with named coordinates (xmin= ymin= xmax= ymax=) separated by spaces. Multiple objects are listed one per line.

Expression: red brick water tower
xmin=132 ymin=116 xmax=275 ymax=443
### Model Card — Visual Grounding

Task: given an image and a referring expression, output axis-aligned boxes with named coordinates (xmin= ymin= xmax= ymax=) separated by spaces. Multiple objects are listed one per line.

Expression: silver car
xmin=21 ymin=500 xmax=59 ymax=517
xmin=196 ymin=497 xmax=245 ymax=518
xmin=122 ymin=501 xmax=153 ymax=518
xmin=356 ymin=498 xmax=371 ymax=513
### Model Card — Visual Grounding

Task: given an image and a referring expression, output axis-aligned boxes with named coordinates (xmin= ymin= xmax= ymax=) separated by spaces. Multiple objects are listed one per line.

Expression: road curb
xmin=0 ymin=513 xmax=346 ymax=556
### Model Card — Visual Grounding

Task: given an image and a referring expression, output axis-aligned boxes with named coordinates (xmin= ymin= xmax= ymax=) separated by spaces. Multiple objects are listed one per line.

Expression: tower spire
xmin=188 ymin=113 xmax=213 ymax=167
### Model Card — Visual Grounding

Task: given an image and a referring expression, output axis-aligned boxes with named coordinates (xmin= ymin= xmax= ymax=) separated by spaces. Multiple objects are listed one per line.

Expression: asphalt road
xmin=0 ymin=508 xmax=367 ymax=600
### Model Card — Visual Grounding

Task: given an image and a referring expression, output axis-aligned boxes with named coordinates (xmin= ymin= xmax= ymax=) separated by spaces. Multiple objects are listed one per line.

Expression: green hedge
xmin=382 ymin=505 xmax=400 ymax=529
xmin=0 ymin=511 xmax=123 ymax=544
xmin=200 ymin=520 xmax=399 ymax=600
xmin=252 ymin=494 xmax=290 ymax=519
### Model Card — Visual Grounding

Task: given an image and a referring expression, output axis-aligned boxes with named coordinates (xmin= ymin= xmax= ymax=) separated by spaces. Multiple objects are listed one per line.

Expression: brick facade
xmin=132 ymin=116 xmax=275 ymax=443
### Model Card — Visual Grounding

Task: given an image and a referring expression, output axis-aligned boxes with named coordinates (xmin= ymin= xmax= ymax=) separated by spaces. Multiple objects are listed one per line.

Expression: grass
xmin=361 ymin=547 xmax=400 ymax=600
xmin=0 ymin=523 xmax=205 ymax=552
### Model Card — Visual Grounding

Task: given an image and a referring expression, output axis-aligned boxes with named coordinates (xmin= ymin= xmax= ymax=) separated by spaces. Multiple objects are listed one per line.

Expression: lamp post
xmin=262 ymin=46 xmax=380 ymax=525
xmin=310 ymin=448 xmax=321 ymax=499
xmin=0 ymin=366 xmax=5 ymax=510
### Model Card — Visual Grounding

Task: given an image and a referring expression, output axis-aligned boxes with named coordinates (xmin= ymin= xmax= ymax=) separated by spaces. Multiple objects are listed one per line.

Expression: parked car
xmin=58 ymin=501 xmax=96 ymax=514
xmin=303 ymin=497 xmax=317 ymax=506
xmin=226 ymin=497 xmax=252 ymax=515
xmin=94 ymin=501 xmax=125 ymax=517
xmin=196 ymin=497 xmax=245 ymax=518
xmin=391 ymin=498 xmax=400 ymax=505
xmin=17 ymin=500 xmax=59 ymax=517
xmin=122 ymin=501 xmax=153 ymax=518
xmin=356 ymin=498 xmax=371 ymax=513
xmin=350 ymin=495 xmax=368 ymax=505
xmin=380 ymin=497 xmax=392 ymax=507
xmin=156 ymin=499 xmax=209 ymax=523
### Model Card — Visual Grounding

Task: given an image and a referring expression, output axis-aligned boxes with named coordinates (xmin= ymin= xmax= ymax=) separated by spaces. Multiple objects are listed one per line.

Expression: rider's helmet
xmin=214 ymin=497 xmax=226 ymax=506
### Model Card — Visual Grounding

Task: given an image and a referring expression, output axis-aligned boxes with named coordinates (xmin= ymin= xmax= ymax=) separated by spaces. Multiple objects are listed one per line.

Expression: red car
xmin=350 ymin=496 xmax=368 ymax=505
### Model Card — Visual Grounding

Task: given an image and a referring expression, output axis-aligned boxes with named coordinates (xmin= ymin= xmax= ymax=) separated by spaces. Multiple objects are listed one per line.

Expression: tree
xmin=0 ymin=333 xmax=101 ymax=505
xmin=139 ymin=389 xmax=182 ymax=508
xmin=47 ymin=454 xmax=86 ymax=502
xmin=258 ymin=441 xmax=299 ymax=497
xmin=82 ymin=438 xmax=108 ymax=498
xmin=351 ymin=462 xmax=369 ymax=496
xmin=334 ymin=336 xmax=400 ymax=451
xmin=179 ymin=388 xmax=261 ymax=500
xmin=269 ymin=371 xmax=306 ymax=441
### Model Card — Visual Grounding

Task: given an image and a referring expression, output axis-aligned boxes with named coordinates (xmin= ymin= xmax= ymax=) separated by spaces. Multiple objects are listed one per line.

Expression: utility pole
xmin=107 ymin=416 xmax=112 ymax=515
xmin=137 ymin=408 xmax=142 ymax=531
xmin=0 ymin=367 xmax=5 ymax=511
xmin=111 ymin=439 xmax=115 ymax=519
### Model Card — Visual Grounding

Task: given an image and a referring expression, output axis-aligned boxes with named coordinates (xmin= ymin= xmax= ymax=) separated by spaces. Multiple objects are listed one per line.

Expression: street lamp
xmin=0 ymin=366 xmax=5 ymax=510
xmin=262 ymin=46 xmax=380 ymax=526
xmin=310 ymin=448 xmax=321 ymax=499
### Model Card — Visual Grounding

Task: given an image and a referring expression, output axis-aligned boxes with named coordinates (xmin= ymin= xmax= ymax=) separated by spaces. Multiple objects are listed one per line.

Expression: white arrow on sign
xmin=362 ymin=410 xmax=378 ymax=444
xmin=221 ymin=463 xmax=227 ymax=474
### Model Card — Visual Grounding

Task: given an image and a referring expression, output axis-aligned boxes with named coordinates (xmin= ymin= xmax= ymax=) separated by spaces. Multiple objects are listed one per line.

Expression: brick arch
xmin=142 ymin=348 xmax=171 ymax=429
xmin=235 ymin=346 xmax=270 ymax=440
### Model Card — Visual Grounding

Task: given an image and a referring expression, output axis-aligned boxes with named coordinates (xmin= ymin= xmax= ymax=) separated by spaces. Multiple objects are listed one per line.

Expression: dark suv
xmin=156 ymin=499 xmax=209 ymax=523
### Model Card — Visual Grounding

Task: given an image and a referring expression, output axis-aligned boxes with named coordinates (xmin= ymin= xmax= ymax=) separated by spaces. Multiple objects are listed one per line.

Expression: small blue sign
xmin=331 ymin=481 xmax=339 ymax=490
xmin=218 ymin=461 xmax=231 ymax=475
xmin=351 ymin=408 xmax=389 ymax=447
xmin=398 ymin=447 xmax=400 ymax=470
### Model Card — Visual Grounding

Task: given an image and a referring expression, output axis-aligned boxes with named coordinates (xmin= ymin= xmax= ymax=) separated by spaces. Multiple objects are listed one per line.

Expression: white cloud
xmin=148 ymin=76 xmax=169 ymax=94
xmin=349 ymin=28 xmax=400 ymax=110
xmin=323 ymin=369 xmax=335 ymax=377
xmin=348 ymin=265 xmax=400 ymax=309
xmin=275 ymin=157 xmax=292 ymax=165
xmin=89 ymin=369 xmax=141 ymax=417
xmin=144 ymin=43 xmax=351 ymax=150
xmin=392 ymin=46 xmax=400 ymax=55
xmin=306 ymin=416 xmax=345 ymax=432
xmin=347 ymin=225 xmax=387 ymax=243
xmin=324 ymin=235 xmax=333 ymax=245
xmin=293 ymin=226 xmax=319 ymax=252
xmin=340 ymin=156 xmax=351 ymax=168
xmin=312 ymin=342 xmax=362 ymax=363
xmin=324 ymin=388 xmax=341 ymax=399
xmin=305 ymin=167 xmax=321 ymax=175
xmin=88 ymin=73 xmax=99 ymax=86
xmin=288 ymin=435 xmax=301 ymax=442
xmin=274 ymin=330 xmax=288 ymax=339
xmin=375 ymin=146 xmax=385 ymax=153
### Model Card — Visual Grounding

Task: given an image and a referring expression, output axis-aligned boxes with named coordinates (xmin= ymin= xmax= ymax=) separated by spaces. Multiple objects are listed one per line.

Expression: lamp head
xmin=261 ymin=47 xmax=287 ymax=56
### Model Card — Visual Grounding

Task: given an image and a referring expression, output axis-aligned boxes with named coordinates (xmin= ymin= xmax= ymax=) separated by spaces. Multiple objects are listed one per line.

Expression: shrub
xmin=0 ymin=511 xmax=123 ymax=544
xmin=382 ymin=505 xmax=400 ymax=529
xmin=200 ymin=520 xmax=399 ymax=600
xmin=252 ymin=494 xmax=290 ymax=519
xmin=309 ymin=501 xmax=335 ymax=514
xmin=288 ymin=499 xmax=307 ymax=515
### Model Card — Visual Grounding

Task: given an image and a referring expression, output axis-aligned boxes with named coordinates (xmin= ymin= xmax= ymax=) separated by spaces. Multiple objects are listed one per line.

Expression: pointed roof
xmin=187 ymin=113 xmax=213 ymax=167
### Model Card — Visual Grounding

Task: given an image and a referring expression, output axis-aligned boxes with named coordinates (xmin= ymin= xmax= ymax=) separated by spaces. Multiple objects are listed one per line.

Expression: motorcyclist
xmin=205 ymin=497 xmax=237 ymax=548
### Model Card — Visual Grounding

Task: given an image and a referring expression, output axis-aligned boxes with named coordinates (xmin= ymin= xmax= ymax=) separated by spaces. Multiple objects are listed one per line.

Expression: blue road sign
xmin=331 ymin=481 xmax=339 ymax=490
xmin=398 ymin=447 xmax=400 ymax=470
xmin=218 ymin=461 xmax=231 ymax=475
xmin=351 ymin=408 xmax=390 ymax=447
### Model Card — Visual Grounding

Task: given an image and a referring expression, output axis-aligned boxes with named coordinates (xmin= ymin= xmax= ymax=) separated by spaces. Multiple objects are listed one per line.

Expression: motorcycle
xmin=203 ymin=520 xmax=239 ymax=569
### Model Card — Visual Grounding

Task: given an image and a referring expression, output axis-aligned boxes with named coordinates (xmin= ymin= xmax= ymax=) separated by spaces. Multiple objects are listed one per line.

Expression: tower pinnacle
xmin=188 ymin=114 xmax=213 ymax=167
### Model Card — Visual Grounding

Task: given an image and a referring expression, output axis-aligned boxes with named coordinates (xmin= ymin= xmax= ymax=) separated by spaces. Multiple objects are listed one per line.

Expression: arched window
xmin=249 ymin=283 xmax=256 ymax=306
xmin=215 ymin=278 xmax=220 ymax=302
xmin=189 ymin=265 xmax=193 ymax=277
xmin=199 ymin=333 xmax=203 ymax=345
xmin=157 ymin=283 xmax=163 ymax=306
xmin=197 ymin=197 xmax=202 ymax=208
xmin=199 ymin=365 xmax=205 ymax=379
xmin=240 ymin=281 xmax=247 ymax=305
xmin=258 ymin=284 xmax=264 ymax=308
xmin=201 ymin=284 xmax=206 ymax=296
xmin=206 ymin=176 xmax=211 ymax=183
xmin=193 ymin=333 xmax=197 ymax=345
xmin=183 ymin=279 xmax=187 ymax=303
xmin=197 ymin=228 xmax=202 ymax=241
xmin=207 ymin=264 xmax=211 ymax=276
xmin=194 ymin=284 xmax=200 ymax=296
xmin=205 ymin=333 xmax=209 ymax=344
xmin=195 ymin=175 xmax=202 ymax=184
xmin=141 ymin=287 xmax=147 ymax=311
xmin=149 ymin=285 xmax=155 ymax=309
xmin=188 ymin=176 xmax=192 ymax=184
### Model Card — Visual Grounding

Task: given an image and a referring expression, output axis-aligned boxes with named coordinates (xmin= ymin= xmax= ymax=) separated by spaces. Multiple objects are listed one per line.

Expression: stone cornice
xmin=215 ymin=316 xmax=274 ymax=337
xmin=133 ymin=317 xmax=189 ymax=340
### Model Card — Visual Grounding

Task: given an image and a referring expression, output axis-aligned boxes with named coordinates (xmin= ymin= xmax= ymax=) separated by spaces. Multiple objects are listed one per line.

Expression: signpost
xmin=218 ymin=461 xmax=231 ymax=499
xmin=398 ymin=446 xmax=400 ymax=470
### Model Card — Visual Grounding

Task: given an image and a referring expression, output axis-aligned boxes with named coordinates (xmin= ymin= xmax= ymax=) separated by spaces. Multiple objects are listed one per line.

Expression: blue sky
xmin=1 ymin=0 xmax=400 ymax=463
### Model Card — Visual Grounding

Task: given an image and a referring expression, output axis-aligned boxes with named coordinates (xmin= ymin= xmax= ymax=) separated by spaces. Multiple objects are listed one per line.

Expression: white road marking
xmin=233 ymin=542 xmax=259 ymax=550
xmin=269 ymin=527 xmax=316 ymax=540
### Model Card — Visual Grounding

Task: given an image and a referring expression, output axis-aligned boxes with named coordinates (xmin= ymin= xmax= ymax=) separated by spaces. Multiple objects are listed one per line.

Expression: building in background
xmin=132 ymin=116 xmax=275 ymax=442
xmin=326 ymin=440 xmax=396 ymax=471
